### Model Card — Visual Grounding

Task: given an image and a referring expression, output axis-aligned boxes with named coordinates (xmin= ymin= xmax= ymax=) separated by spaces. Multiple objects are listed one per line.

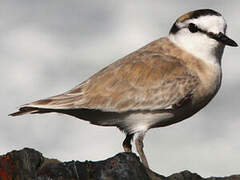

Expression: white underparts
xmin=122 ymin=111 xmax=174 ymax=134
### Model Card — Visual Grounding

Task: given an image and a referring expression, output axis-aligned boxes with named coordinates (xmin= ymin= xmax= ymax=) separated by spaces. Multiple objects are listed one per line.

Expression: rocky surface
xmin=0 ymin=148 xmax=239 ymax=180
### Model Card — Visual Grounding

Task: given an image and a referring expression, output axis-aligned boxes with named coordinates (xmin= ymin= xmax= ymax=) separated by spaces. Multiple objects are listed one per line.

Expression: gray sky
xmin=2 ymin=0 xmax=240 ymax=177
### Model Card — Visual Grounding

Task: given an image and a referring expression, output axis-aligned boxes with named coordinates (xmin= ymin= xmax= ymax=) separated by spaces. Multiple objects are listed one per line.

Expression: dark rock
xmin=167 ymin=170 xmax=204 ymax=180
xmin=0 ymin=148 xmax=239 ymax=180
xmin=38 ymin=152 xmax=151 ymax=180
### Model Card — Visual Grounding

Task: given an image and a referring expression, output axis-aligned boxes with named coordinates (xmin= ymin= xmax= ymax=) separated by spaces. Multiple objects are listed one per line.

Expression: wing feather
xmin=20 ymin=55 xmax=199 ymax=112
xmin=11 ymin=38 xmax=200 ymax=115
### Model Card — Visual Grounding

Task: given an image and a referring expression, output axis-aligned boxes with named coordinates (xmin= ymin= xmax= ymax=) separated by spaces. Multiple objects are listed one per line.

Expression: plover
xmin=10 ymin=9 xmax=238 ymax=168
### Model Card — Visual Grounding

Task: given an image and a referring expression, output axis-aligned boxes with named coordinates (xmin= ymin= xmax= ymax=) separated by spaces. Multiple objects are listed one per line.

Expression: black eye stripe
xmin=170 ymin=23 xmax=180 ymax=34
xmin=188 ymin=23 xmax=199 ymax=33
xmin=186 ymin=23 xmax=218 ymax=40
xmin=188 ymin=26 xmax=225 ymax=44
xmin=170 ymin=21 xmax=222 ymax=43
xmin=189 ymin=25 xmax=216 ymax=39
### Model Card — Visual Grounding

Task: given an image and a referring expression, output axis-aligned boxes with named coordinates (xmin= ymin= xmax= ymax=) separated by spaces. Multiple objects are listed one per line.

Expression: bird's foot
xmin=122 ymin=134 xmax=134 ymax=153
xmin=135 ymin=132 xmax=149 ymax=168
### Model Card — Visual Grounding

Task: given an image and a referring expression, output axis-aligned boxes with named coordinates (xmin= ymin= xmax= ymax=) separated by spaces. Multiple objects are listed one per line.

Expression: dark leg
xmin=122 ymin=134 xmax=134 ymax=152
xmin=135 ymin=132 xmax=149 ymax=168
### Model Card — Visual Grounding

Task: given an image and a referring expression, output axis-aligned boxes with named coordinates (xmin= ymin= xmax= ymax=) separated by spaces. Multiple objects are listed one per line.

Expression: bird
xmin=9 ymin=9 xmax=238 ymax=168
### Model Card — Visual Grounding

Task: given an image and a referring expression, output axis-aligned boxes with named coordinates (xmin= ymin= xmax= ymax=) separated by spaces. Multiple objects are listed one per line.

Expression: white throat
xmin=168 ymin=32 xmax=224 ymax=66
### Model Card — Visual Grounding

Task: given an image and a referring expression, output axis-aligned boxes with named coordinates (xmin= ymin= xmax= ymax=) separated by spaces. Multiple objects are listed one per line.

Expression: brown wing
xmin=10 ymin=39 xmax=200 ymax=116
xmin=15 ymin=54 xmax=199 ymax=113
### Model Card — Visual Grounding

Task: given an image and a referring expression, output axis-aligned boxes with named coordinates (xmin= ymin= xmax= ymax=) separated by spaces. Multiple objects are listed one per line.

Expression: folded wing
xmin=10 ymin=48 xmax=199 ymax=117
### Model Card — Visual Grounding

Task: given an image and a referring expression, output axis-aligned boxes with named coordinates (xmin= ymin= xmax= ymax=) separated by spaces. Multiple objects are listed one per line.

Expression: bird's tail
xmin=9 ymin=92 xmax=81 ymax=117
xmin=9 ymin=106 xmax=51 ymax=116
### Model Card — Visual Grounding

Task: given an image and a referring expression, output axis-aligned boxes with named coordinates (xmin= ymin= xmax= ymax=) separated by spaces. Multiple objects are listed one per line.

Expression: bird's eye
xmin=188 ymin=23 xmax=198 ymax=33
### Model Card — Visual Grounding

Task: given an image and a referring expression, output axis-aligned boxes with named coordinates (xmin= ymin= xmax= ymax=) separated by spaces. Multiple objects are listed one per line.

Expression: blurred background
xmin=1 ymin=0 xmax=240 ymax=177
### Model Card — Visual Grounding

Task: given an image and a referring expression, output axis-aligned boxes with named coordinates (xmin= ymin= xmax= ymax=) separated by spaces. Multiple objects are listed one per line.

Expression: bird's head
xmin=168 ymin=9 xmax=238 ymax=64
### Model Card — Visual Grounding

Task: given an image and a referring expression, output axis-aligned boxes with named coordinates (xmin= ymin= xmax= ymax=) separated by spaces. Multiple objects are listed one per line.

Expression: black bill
xmin=211 ymin=32 xmax=238 ymax=47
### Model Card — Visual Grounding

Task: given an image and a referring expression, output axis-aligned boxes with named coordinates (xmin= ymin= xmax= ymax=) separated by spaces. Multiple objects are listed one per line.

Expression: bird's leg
xmin=135 ymin=132 xmax=149 ymax=168
xmin=122 ymin=134 xmax=134 ymax=152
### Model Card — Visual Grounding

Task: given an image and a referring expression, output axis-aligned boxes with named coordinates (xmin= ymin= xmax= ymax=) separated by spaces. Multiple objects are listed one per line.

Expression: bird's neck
xmin=168 ymin=33 xmax=225 ymax=66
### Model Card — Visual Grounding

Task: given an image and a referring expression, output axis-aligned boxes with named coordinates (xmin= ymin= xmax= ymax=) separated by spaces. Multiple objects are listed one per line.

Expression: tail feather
xmin=9 ymin=107 xmax=44 ymax=116
xmin=9 ymin=94 xmax=77 ymax=117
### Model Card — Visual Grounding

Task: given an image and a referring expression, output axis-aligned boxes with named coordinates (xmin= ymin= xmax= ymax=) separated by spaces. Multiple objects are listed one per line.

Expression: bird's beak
xmin=216 ymin=32 xmax=238 ymax=47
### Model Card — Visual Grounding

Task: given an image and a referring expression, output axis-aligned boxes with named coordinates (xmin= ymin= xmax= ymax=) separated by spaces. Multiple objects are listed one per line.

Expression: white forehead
xmin=178 ymin=15 xmax=227 ymax=34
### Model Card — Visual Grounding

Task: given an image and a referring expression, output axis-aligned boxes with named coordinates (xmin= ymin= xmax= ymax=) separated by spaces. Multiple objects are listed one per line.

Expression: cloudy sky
xmin=1 ymin=0 xmax=240 ymax=177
